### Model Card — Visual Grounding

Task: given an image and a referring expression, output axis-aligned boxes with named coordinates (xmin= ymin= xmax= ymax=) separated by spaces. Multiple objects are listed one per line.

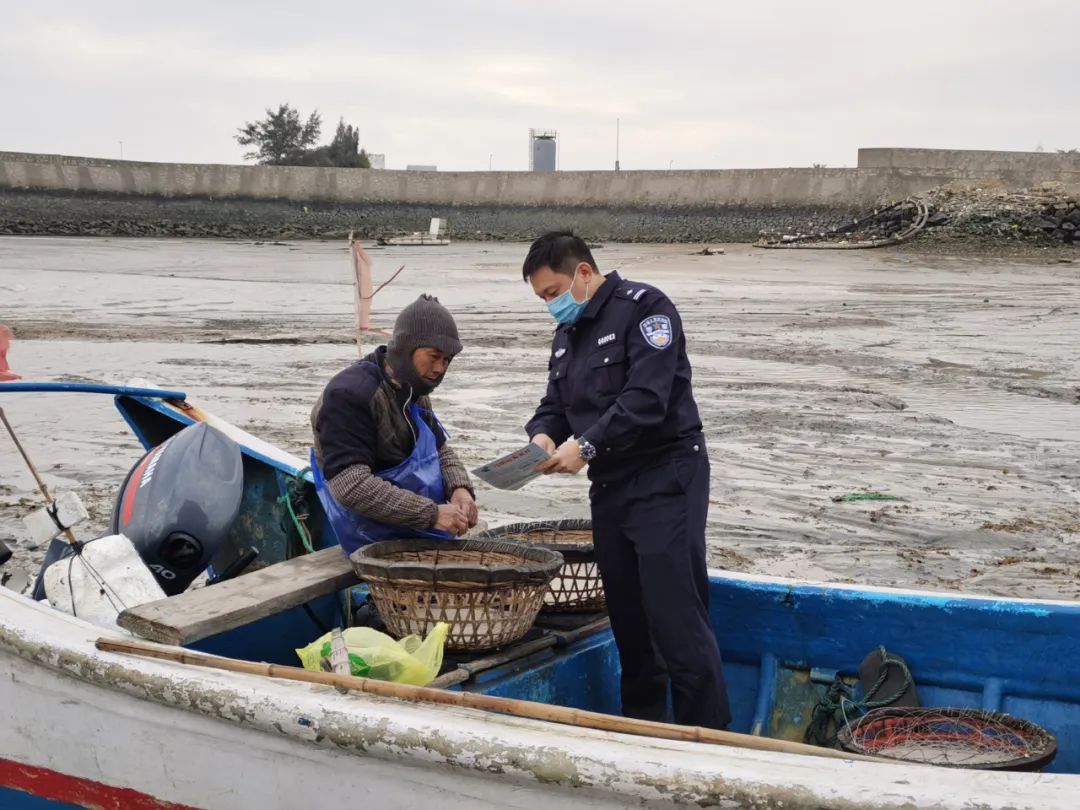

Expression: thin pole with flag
xmin=0 ymin=325 xmax=21 ymax=381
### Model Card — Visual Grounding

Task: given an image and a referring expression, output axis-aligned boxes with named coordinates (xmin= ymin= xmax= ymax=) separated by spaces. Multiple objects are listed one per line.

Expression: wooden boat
xmin=1 ymin=383 xmax=1079 ymax=809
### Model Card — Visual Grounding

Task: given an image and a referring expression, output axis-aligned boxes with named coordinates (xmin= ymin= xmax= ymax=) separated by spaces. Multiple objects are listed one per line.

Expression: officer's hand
xmin=450 ymin=488 xmax=479 ymax=528
xmin=531 ymin=433 xmax=557 ymax=458
xmin=536 ymin=439 xmax=587 ymax=475
xmin=434 ymin=503 xmax=469 ymax=536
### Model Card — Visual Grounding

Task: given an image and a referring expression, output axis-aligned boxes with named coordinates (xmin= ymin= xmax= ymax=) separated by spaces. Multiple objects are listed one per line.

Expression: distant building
xmin=529 ymin=129 xmax=557 ymax=172
xmin=367 ymin=153 xmax=386 ymax=169
xmin=405 ymin=164 xmax=437 ymax=172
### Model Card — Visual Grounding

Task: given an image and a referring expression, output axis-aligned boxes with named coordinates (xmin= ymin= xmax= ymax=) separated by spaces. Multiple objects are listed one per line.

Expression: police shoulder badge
xmin=639 ymin=315 xmax=673 ymax=349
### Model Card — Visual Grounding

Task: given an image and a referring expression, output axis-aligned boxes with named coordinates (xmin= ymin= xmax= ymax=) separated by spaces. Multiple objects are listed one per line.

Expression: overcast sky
xmin=2 ymin=1 xmax=1077 ymax=171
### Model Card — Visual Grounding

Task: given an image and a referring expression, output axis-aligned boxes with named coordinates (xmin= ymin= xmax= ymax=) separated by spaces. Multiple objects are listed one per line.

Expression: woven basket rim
xmin=350 ymin=538 xmax=563 ymax=586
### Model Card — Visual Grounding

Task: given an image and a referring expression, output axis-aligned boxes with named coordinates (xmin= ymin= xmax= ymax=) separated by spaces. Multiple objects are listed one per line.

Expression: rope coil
xmin=804 ymin=646 xmax=914 ymax=747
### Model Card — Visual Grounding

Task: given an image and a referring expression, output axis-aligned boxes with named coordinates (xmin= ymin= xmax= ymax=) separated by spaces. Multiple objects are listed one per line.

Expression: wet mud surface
xmin=2 ymin=237 xmax=1078 ymax=599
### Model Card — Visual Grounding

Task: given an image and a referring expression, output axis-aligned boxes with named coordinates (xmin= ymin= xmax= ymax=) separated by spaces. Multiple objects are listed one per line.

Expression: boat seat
xmin=117 ymin=547 xmax=358 ymax=645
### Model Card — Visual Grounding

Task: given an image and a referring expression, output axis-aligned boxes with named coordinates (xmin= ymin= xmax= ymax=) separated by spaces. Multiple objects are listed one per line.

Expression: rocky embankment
xmin=0 ymin=191 xmax=854 ymax=243
xmin=1 ymin=182 xmax=1079 ymax=251
xmin=922 ymin=181 xmax=1080 ymax=245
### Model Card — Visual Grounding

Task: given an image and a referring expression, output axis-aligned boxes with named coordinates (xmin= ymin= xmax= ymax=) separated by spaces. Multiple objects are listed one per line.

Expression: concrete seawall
xmin=858 ymin=147 xmax=1080 ymax=175
xmin=3 ymin=150 xmax=1079 ymax=241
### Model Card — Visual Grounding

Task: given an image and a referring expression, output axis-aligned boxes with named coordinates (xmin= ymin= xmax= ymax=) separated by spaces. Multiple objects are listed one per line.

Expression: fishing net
xmin=837 ymin=707 xmax=1057 ymax=771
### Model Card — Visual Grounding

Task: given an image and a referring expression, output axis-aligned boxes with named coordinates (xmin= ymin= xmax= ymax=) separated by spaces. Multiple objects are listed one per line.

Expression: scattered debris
xmin=756 ymin=198 xmax=929 ymax=250
xmin=692 ymin=246 xmax=725 ymax=256
xmin=923 ymin=182 xmax=1080 ymax=245
xmin=755 ymin=182 xmax=1080 ymax=251
xmin=831 ymin=492 xmax=905 ymax=503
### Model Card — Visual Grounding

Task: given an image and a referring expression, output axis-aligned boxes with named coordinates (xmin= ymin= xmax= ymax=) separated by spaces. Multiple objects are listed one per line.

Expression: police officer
xmin=523 ymin=231 xmax=731 ymax=730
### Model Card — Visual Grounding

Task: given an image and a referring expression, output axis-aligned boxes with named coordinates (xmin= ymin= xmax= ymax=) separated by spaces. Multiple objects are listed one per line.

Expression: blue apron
xmin=311 ymin=400 xmax=451 ymax=557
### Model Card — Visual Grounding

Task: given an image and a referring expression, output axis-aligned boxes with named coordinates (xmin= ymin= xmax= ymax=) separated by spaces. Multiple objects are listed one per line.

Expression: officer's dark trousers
xmin=590 ymin=444 xmax=732 ymax=729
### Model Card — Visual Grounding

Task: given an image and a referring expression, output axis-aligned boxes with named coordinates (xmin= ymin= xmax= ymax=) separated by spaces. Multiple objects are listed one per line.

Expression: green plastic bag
xmin=831 ymin=492 xmax=903 ymax=503
xmin=295 ymin=623 xmax=449 ymax=686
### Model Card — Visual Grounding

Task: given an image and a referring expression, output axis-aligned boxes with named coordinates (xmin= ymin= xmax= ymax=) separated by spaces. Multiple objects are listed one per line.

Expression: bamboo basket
xmin=481 ymin=520 xmax=605 ymax=613
xmin=350 ymin=539 xmax=563 ymax=651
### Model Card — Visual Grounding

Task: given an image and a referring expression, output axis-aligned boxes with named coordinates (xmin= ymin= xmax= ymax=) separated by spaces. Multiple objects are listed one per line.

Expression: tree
xmin=292 ymin=118 xmax=372 ymax=168
xmin=237 ymin=108 xmax=372 ymax=168
xmin=327 ymin=119 xmax=370 ymax=168
xmin=235 ymin=104 xmax=322 ymax=165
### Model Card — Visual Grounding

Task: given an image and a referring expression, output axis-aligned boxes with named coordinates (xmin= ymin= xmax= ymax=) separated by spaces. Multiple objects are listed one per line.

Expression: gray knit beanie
xmin=386 ymin=294 xmax=462 ymax=395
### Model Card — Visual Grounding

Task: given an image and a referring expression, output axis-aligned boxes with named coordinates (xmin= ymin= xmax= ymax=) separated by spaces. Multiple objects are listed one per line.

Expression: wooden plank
xmin=117 ymin=547 xmax=358 ymax=645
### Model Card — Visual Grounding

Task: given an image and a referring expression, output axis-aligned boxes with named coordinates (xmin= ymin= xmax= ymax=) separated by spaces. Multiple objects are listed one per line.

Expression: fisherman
xmin=522 ymin=231 xmax=731 ymax=729
xmin=310 ymin=294 xmax=477 ymax=554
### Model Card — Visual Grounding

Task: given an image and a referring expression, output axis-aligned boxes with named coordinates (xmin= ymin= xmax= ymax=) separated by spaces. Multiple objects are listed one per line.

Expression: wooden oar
xmin=95 ymin=637 xmax=874 ymax=763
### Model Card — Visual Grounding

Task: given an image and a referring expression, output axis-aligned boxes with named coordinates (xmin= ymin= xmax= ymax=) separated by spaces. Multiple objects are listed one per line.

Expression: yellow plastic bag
xmin=295 ymin=623 xmax=448 ymax=686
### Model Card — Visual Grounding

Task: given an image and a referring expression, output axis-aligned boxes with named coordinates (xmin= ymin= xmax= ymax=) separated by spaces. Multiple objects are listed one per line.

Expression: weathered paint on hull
xmin=3 ymin=587 xmax=1078 ymax=809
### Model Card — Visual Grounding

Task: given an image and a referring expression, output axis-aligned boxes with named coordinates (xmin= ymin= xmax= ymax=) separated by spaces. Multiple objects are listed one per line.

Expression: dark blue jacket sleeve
xmin=580 ymin=292 xmax=682 ymax=452
xmin=525 ymin=371 xmax=573 ymax=446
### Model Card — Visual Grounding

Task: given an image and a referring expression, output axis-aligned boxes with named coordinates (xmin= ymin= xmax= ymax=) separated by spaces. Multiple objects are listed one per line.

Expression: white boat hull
xmin=2 ymin=585 xmax=1078 ymax=809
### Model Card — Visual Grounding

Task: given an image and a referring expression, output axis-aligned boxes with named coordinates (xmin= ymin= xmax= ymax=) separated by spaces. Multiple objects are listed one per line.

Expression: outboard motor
xmin=111 ymin=422 xmax=243 ymax=595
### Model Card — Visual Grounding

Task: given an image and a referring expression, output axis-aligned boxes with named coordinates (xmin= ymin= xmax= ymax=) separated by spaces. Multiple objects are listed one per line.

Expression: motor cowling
xmin=112 ymin=422 xmax=243 ymax=595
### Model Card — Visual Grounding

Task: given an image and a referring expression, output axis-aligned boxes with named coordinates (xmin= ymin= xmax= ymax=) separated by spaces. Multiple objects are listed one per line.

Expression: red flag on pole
xmin=0 ymin=324 xmax=21 ymax=381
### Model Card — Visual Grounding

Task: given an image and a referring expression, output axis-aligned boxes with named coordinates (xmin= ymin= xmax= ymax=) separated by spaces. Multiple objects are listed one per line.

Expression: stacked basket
xmin=480 ymin=519 xmax=606 ymax=613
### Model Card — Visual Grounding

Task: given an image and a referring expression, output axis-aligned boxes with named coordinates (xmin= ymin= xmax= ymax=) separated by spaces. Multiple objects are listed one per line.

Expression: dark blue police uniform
xmin=526 ymin=270 xmax=731 ymax=729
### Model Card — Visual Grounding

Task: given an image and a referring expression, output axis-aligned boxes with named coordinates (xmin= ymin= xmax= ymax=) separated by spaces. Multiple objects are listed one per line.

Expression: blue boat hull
xmin=463 ymin=576 xmax=1080 ymax=773
xmin=0 ymin=788 xmax=79 ymax=809
xmin=111 ymin=394 xmax=346 ymax=662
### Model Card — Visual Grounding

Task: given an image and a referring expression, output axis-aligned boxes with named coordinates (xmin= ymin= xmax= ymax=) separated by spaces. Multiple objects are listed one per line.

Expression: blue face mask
xmin=547 ymin=271 xmax=590 ymax=325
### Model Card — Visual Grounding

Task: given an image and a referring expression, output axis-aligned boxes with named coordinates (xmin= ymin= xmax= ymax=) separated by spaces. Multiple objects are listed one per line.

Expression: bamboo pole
xmin=95 ymin=637 xmax=873 ymax=763
xmin=0 ymin=407 xmax=78 ymax=544
xmin=348 ymin=234 xmax=403 ymax=356
xmin=349 ymin=233 xmax=372 ymax=358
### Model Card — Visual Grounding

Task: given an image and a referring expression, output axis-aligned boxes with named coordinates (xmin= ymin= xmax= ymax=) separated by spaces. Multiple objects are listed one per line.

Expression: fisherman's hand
xmin=434 ymin=503 xmax=469 ymax=536
xmin=450 ymin=488 xmax=479 ymax=528
xmin=535 ymin=439 xmax=587 ymax=475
